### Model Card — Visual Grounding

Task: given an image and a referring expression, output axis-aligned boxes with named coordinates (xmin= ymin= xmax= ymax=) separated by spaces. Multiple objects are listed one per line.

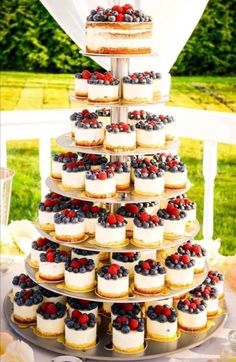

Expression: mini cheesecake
xmin=72 ymin=248 xmax=100 ymax=269
xmin=95 ymin=214 xmax=127 ymax=247
xmin=112 ymin=316 xmax=145 ymax=353
xmin=165 ymin=253 xmax=195 ymax=288
xmin=190 ymin=284 xmax=219 ymax=316
xmin=147 ymin=113 xmax=176 ymax=141
xmin=79 ymin=203 xmax=107 ymax=235
xmin=31 ymin=238 xmax=58 ymax=267
xmin=97 ymin=264 xmax=129 ymax=298
xmin=111 ymin=303 xmax=141 ymax=322
xmin=111 ymin=252 xmax=141 ymax=276
xmin=159 ymin=159 xmax=187 ymax=189
xmin=87 ymin=72 xmax=120 ymax=103
xmin=170 ymin=196 xmax=196 ymax=230
xmin=178 ymin=241 xmax=206 ymax=274
xmin=12 ymin=274 xmax=38 ymax=297
xmin=95 ymin=108 xmax=111 ymax=128
xmin=38 ymin=197 xmax=68 ymax=230
xmin=61 ymin=160 xmax=90 ymax=190
xmin=157 ymin=204 xmax=187 ymax=239
xmin=38 ymin=286 xmax=67 ymax=304
xmin=85 ymin=169 xmax=116 ymax=198
xmin=105 ymin=122 xmax=136 ymax=151
xmin=117 ymin=203 xmax=141 ymax=236
xmin=39 ymin=249 xmax=69 ymax=281
xmin=75 ymin=70 xmax=93 ymax=97
xmin=81 ymin=154 xmax=108 ymax=171
xmin=128 ymin=109 xmax=147 ymax=123
xmin=134 ymin=259 xmax=166 ymax=294
xmin=177 ymin=297 xmax=207 ymax=331
xmin=104 ymin=161 xmax=131 ymax=190
xmin=149 ymin=72 xmax=162 ymax=99
xmin=123 ymin=73 xmax=153 ymax=103
xmin=130 ymin=156 xmax=158 ymax=183
xmin=74 ymin=117 xmax=104 ymax=147
xmin=147 ymin=304 xmax=177 ymax=340
xmin=70 ymin=110 xmax=98 ymax=136
xmin=65 ymin=310 xmax=97 ymax=349
xmin=64 ymin=257 xmax=95 ymax=291
xmin=134 ymin=165 xmax=164 ymax=196
xmin=203 ymin=270 xmax=224 ymax=298
xmin=36 ymin=302 xmax=66 ymax=336
xmin=133 ymin=212 xmax=164 ymax=247
xmin=135 ymin=120 xmax=166 ymax=148
xmin=54 ymin=209 xmax=85 ymax=241
xmin=13 ymin=289 xmax=43 ymax=323
xmin=67 ymin=298 xmax=98 ymax=319
xmin=52 ymin=152 xmax=78 ymax=180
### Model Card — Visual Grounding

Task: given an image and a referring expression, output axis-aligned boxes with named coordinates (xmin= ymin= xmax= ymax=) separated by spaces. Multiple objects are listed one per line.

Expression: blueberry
xmin=81 ymin=323 xmax=88 ymax=330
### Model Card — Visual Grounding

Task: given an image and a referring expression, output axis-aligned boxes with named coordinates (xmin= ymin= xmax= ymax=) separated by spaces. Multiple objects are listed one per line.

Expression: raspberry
xmin=141 ymin=168 xmax=148 ymax=174
xmin=46 ymin=247 xmax=54 ymax=254
xmin=47 ymin=303 xmax=57 ymax=314
xmin=71 ymin=260 xmax=80 ymax=269
xmin=41 ymin=302 xmax=51 ymax=312
xmin=44 ymin=199 xmax=54 ymax=207
xmin=141 ymin=261 xmax=151 ymax=270
xmin=92 ymin=206 xmax=100 ymax=214
xmin=123 ymin=303 xmax=134 ymax=312
xmin=173 ymin=198 xmax=182 ymax=205
xmin=116 ymin=214 xmax=124 ymax=223
xmin=129 ymin=319 xmax=139 ymax=330
xmin=82 ymin=109 xmax=90 ymax=117
xmin=98 ymin=171 xmax=107 ymax=180
xmin=149 ymin=165 xmax=158 ymax=173
xmin=91 ymin=118 xmax=98 ymax=124
xmin=112 ymin=5 xmax=123 ymax=13
xmin=104 ymin=73 xmax=113 ymax=82
xmin=195 ymin=299 xmax=201 ymax=306
xmin=139 ymin=211 xmax=149 ymax=222
xmin=212 ymin=276 xmax=219 ymax=283
xmin=159 ymin=114 xmax=165 ymax=121
xmin=123 ymin=252 xmax=134 ymax=258
xmin=123 ymin=3 xmax=133 ymax=12
xmin=79 ymin=258 xmax=88 ymax=266
xmin=184 ymin=198 xmax=190 ymax=204
xmin=60 ymin=251 xmax=68 ymax=257
xmin=95 ymin=72 xmax=105 ymax=80
xmin=37 ymin=238 xmax=46 ymax=248
xmin=154 ymin=305 xmax=164 ymax=314
xmin=183 ymin=242 xmax=192 ymax=250
xmin=72 ymin=310 xmax=82 ymax=319
xmin=108 ymin=265 xmax=119 ymax=275
xmin=82 ymin=204 xmax=91 ymax=213
xmin=81 ymin=70 xmax=91 ymax=79
xmin=19 ymin=274 xmax=26 ymax=281
xmin=166 ymin=203 xmax=175 ymax=214
xmin=189 ymin=303 xmax=196 ymax=310
xmin=150 ymin=215 xmax=159 ymax=223
xmin=117 ymin=316 xmax=128 ymax=323
xmin=181 ymin=254 xmax=190 ymax=264
xmin=184 ymin=299 xmax=190 ymax=306
xmin=131 ymin=205 xmax=139 ymax=214
xmin=171 ymin=254 xmax=179 ymax=262
xmin=116 ymin=13 xmax=125 ymax=21
xmin=78 ymin=314 xmax=89 ymax=324
xmin=171 ymin=207 xmax=180 ymax=217
xmin=122 ymin=124 xmax=129 ymax=132
xmin=163 ymin=307 xmax=171 ymax=317
xmin=46 ymin=251 xmax=55 ymax=262
xmin=107 ymin=214 xmax=117 ymax=224
xmin=192 ymin=244 xmax=201 ymax=255
xmin=68 ymin=211 xmax=76 ymax=218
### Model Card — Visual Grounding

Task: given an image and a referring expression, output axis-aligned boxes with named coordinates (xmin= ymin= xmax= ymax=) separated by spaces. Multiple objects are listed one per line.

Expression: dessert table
xmin=1 ymin=261 xmax=235 ymax=362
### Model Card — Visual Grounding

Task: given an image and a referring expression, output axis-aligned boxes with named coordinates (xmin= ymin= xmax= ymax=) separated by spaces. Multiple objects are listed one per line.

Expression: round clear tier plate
xmin=25 ymin=257 xmax=208 ymax=303
xmin=34 ymin=220 xmax=200 ymax=252
xmin=80 ymin=50 xmax=159 ymax=58
xmin=45 ymin=176 xmax=192 ymax=204
xmin=57 ymin=133 xmax=179 ymax=156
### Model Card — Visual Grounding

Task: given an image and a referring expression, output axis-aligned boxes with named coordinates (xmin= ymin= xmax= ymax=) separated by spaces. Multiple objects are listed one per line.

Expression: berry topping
xmin=65 ymin=310 xmax=96 ymax=330
xmin=62 ymin=160 xmax=90 ymax=173
xmin=112 ymin=252 xmax=140 ymax=263
xmin=123 ymin=72 xmax=153 ymax=85
xmin=65 ymin=257 xmax=95 ymax=273
xmin=203 ymin=270 xmax=224 ymax=286
xmin=72 ymin=248 xmax=99 ymax=257
xmin=14 ymin=289 xmax=43 ymax=306
xmin=112 ymin=316 xmax=145 ymax=334
xmin=169 ymin=196 xmax=196 ymax=211
xmin=95 ymin=108 xmax=111 ymax=117
xmin=103 ymin=161 xmax=130 ymax=174
xmin=54 ymin=208 xmax=84 ymax=224
xmin=87 ymin=6 xmax=151 ymax=23
xmin=68 ymin=298 xmax=98 ymax=311
xmin=106 ymin=122 xmax=135 ymax=133
xmin=53 ymin=152 xmax=78 ymax=163
xmin=98 ymin=213 xmax=127 ymax=228
xmin=129 ymin=319 xmax=139 ymax=330
xmin=165 ymin=252 xmax=195 ymax=270
xmin=147 ymin=304 xmax=177 ymax=323
xmin=32 ymin=238 xmax=58 ymax=252
xmin=128 ymin=110 xmax=147 ymax=121
xmin=177 ymin=297 xmax=207 ymax=314
xmin=111 ymin=303 xmax=141 ymax=319
xmin=40 ymin=249 xmax=69 ymax=263
xmin=37 ymin=302 xmax=66 ymax=319
xmin=75 ymin=70 xmax=92 ymax=80
xmin=86 ymin=168 xmax=114 ymax=180
xmin=12 ymin=274 xmax=37 ymax=289
xmin=98 ymin=264 xmax=129 ymax=280
xmin=190 ymin=284 xmax=218 ymax=299
xmin=178 ymin=240 xmax=206 ymax=258
xmin=135 ymin=259 xmax=166 ymax=276
xmin=117 ymin=203 xmax=141 ymax=217
xmin=157 ymin=206 xmax=186 ymax=221
xmin=133 ymin=212 xmax=163 ymax=228
xmin=134 ymin=164 xmax=164 ymax=180
xmin=87 ymin=72 xmax=119 ymax=85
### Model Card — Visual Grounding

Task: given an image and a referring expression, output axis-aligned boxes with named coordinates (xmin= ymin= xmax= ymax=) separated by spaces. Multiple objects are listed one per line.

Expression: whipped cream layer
xmin=55 ymin=222 xmax=85 ymax=238
xmin=65 ymin=324 xmax=97 ymax=347
xmin=97 ymin=274 xmax=129 ymax=297
xmin=134 ymin=272 xmax=165 ymax=291
xmin=52 ymin=160 xmax=63 ymax=178
xmin=112 ymin=328 xmax=144 ymax=352
xmin=38 ymin=210 xmax=55 ymax=226
xmin=75 ymin=78 xmax=88 ymax=96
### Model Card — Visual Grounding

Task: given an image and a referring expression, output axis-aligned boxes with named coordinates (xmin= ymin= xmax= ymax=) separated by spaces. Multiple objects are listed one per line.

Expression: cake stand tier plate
xmin=35 ymin=220 xmax=200 ymax=252
xmin=57 ymin=133 xmax=179 ymax=157
xmin=4 ymin=293 xmax=227 ymax=361
xmin=80 ymin=50 xmax=159 ymax=58
xmin=45 ymin=176 xmax=192 ymax=204
xmin=25 ymin=258 xmax=208 ymax=303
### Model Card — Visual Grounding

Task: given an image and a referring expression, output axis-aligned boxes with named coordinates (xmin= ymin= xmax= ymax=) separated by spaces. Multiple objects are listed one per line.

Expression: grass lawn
xmin=1 ymin=72 xmax=236 ymax=256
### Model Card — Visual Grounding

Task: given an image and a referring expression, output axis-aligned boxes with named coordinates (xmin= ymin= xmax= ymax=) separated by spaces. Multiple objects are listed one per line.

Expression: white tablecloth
xmin=1 ymin=262 xmax=235 ymax=362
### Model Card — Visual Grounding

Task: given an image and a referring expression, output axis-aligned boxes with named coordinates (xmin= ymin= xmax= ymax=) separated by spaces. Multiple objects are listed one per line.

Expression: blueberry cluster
xmin=87 ymin=6 xmax=151 ymax=23
xmin=65 ymin=258 xmax=95 ymax=273
xmin=150 ymin=72 xmax=162 ymax=80
xmin=112 ymin=252 xmax=140 ymax=263
xmin=37 ymin=302 xmax=66 ymax=319
xmin=38 ymin=199 xmax=67 ymax=213
xmin=68 ymin=298 xmax=98 ymax=311
xmin=133 ymin=214 xmax=163 ymax=228
xmin=86 ymin=169 xmax=114 ymax=180
xmin=53 ymin=152 xmax=78 ymax=163
xmin=12 ymin=274 xmax=37 ymax=289
xmin=71 ymin=110 xmax=97 ymax=120
xmin=178 ymin=242 xmax=206 ymax=258
xmin=81 ymin=205 xmax=107 ymax=219
xmin=95 ymin=108 xmax=111 ymax=117
xmin=190 ymin=284 xmax=218 ymax=300
xmin=147 ymin=114 xmax=175 ymax=125
xmin=141 ymin=201 xmax=158 ymax=209
xmin=165 ymin=254 xmax=195 ymax=270
xmin=112 ymin=303 xmax=141 ymax=318
xmin=65 ymin=312 xmax=96 ymax=330
xmin=98 ymin=265 xmax=129 ymax=279
xmin=87 ymin=73 xmax=119 ymax=86
xmin=147 ymin=305 xmax=177 ymax=323
xmin=123 ymin=73 xmax=153 ymax=84
xmin=131 ymin=156 xmax=157 ymax=170
xmin=98 ymin=214 xmax=127 ymax=228
xmin=112 ymin=316 xmax=145 ymax=334
xmin=203 ymin=270 xmax=223 ymax=286
xmin=62 ymin=161 xmax=90 ymax=173
xmin=135 ymin=120 xmax=164 ymax=131
xmin=72 ymin=248 xmax=99 ymax=257
xmin=14 ymin=289 xmax=43 ymax=306
xmin=134 ymin=167 xmax=164 ymax=179
xmin=117 ymin=204 xmax=141 ymax=217
xmin=31 ymin=239 xmax=58 ymax=252
xmin=103 ymin=161 xmax=130 ymax=173
xmin=40 ymin=250 xmax=69 ymax=263
xmin=157 ymin=208 xmax=187 ymax=220
xmin=177 ymin=298 xmax=207 ymax=314
xmin=135 ymin=260 xmax=166 ymax=276
xmin=38 ymin=286 xmax=62 ymax=298
xmin=159 ymin=160 xmax=186 ymax=173
xmin=54 ymin=209 xmax=84 ymax=224
xmin=128 ymin=110 xmax=147 ymax=120
xmin=81 ymin=154 xmax=108 ymax=166
xmin=154 ymin=153 xmax=179 ymax=163
xmin=75 ymin=118 xmax=103 ymax=129
xmin=105 ymin=123 xmax=135 ymax=133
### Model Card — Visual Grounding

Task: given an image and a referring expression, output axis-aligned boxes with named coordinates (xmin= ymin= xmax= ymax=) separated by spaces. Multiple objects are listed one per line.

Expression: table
xmin=1 ymin=262 xmax=235 ymax=362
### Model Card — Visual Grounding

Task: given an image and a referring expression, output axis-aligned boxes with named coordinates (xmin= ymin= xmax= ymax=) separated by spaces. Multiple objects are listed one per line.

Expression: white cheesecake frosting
xmin=95 ymin=223 xmax=126 ymax=246
xmin=14 ymin=302 xmax=39 ymax=321
xmin=164 ymin=170 xmax=188 ymax=188
xmin=178 ymin=309 xmax=207 ymax=330
xmin=112 ymin=328 xmax=144 ymax=352
xmin=205 ymin=297 xmax=219 ymax=315
xmin=39 ymin=260 xmax=65 ymax=279
xmin=52 ymin=160 xmax=63 ymax=178
xmin=65 ymin=324 xmax=97 ymax=348
xmin=75 ymin=78 xmax=88 ymax=96
xmin=147 ymin=317 xmax=177 ymax=338
xmin=185 ymin=208 xmax=197 ymax=227
xmin=62 ymin=169 xmax=86 ymax=189
xmin=74 ymin=127 xmax=104 ymax=145
xmin=37 ymin=313 xmax=65 ymax=335
xmin=85 ymin=177 xmax=116 ymax=197
xmin=114 ymin=172 xmax=130 ymax=189
xmin=84 ymin=217 xmax=97 ymax=234
xmin=192 ymin=255 xmax=206 ymax=272
xmin=134 ymin=175 xmax=164 ymax=196
xmin=210 ymin=280 xmax=224 ymax=297
xmin=97 ymin=274 xmax=129 ymax=297
xmin=65 ymin=269 xmax=95 ymax=290
xmin=55 ymin=221 xmax=85 ymax=239
xmin=134 ymin=272 xmax=165 ymax=292
xmin=136 ymin=128 xmax=166 ymax=147
xmin=133 ymin=224 xmax=164 ymax=245
xmin=38 ymin=210 xmax=55 ymax=226
xmin=166 ymin=265 xmax=194 ymax=287
xmin=162 ymin=217 xmax=186 ymax=238
xmin=105 ymin=131 xmax=136 ymax=150
xmin=123 ymin=83 xmax=153 ymax=102
xmin=31 ymin=248 xmax=44 ymax=266
xmin=88 ymin=83 xmax=119 ymax=102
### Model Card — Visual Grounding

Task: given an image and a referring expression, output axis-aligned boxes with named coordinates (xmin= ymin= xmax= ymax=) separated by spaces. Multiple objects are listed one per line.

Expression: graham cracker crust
xmin=97 ymin=288 xmax=128 ymax=298
xmin=55 ymin=232 xmax=85 ymax=241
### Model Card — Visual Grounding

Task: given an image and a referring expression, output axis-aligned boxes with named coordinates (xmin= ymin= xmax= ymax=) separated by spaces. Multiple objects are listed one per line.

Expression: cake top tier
xmin=87 ymin=5 xmax=152 ymax=23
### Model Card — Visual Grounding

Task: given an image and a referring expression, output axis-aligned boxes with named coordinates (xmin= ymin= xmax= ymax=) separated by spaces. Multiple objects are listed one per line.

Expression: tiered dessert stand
xmin=4 ymin=51 xmax=227 ymax=360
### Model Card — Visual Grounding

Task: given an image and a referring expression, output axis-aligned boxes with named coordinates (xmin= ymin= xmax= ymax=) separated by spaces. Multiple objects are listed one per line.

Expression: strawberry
xmin=171 ymin=207 xmax=180 ymax=217
xmin=46 ymin=247 xmax=54 ymax=254
xmin=181 ymin=254 xmax=190 ymax=264
xmin=184 ymin=198 xmax=190 ymax=204
xmin=171 ymin=253 xmax=179 ymax=262
xmin=195 ymin=299 xmax=201 ymax=306
xmin=46 ymin=251 xmax=55 ymax=262
xmin=189 ymin=303 xmax=196 ymax=310
xmin=212 ymin=275 xmax=219 ymax=283
xmin=123 ymin=303 xmax=134 ymax=312
xmin=150 ymin=215 xmax=159 ymax=223
xmin=92 ymin=206 xmax=100 ymax=214
xmin=71 ymin=260 xmax=80 ymax=269
xmin=47 ymin=303 xmax=57 ymax=314
xmin=163 ymin=307 xmax=171 ymax=317
xmin=81 ymin=70 xmax=91 ymax=79
xmin=117 ymin=316 xmax=128 ymax=323
xmin=41 ymin=302 xmax=51 ymax=312
xmin=192 ymin=244 xmax=201 ymax=255
xmin=72 ymin=310 xmax=82 ymax=319
xmin=82 ymin=109 xmax=90 ymax=116
xmin=140 ymin=211 xmax=149 ymax=222
xmin=91 ymin=118 xmax=98 ymax=124
xmin=129 ymin=319 xmax=139 ymax=330
xmin=78 ymin=314 xmax=89 ymax=324
xmin=154 ymin=305 xmax=164 ymax=314
xmin=36 ymin=238 xmax=46 ymax=248
xmin=116 ymin=214 xmax=124 ymax=223
xmin=107 ymin=214 xmax=117 ymax=224
xmin=122 ymin=124 xmax=129 ymax=132
xmin=68 ymin=211 xmax=76 ymax=218
xmin=112 ymin=5 xmax=124 ymax=13
xmin=141 ymin=261 xmax=151 ymax=270
xmin=98 ymin=171 xmax=107 ymax=180
xmin=116 ymin=13 xmax=125 ymax=21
